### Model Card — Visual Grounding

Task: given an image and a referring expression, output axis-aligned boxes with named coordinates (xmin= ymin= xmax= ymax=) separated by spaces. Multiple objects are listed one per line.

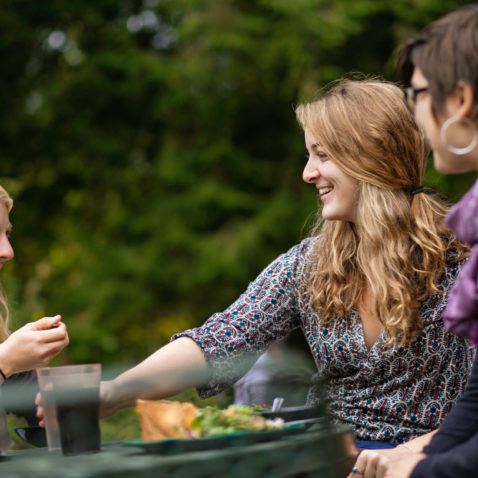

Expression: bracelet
xmin=0 ymin=368 xmax=6 ymax=382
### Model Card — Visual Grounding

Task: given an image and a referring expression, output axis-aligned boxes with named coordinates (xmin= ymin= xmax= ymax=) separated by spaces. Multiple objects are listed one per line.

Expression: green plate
xmin=122 ymin=422 xmax=306 ymax=455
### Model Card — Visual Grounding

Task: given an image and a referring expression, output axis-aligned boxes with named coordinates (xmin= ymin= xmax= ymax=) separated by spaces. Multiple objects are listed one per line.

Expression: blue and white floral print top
xmin=173 ymin=237 xmax=475 ymax=443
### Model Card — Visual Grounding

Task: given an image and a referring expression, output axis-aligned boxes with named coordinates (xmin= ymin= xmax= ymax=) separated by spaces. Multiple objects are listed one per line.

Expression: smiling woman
xmin=99 ymin=78 xmax=473 ymax=459
xmin=295 ymin=79 xmax=455 ymax=349
xmin=302 ymin=128 xmax=359 ymax=223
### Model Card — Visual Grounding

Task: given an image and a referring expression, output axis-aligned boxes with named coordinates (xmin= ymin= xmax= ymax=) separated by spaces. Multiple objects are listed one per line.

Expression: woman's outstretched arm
xmin=100 ymin=337 xmax=209 ymax=417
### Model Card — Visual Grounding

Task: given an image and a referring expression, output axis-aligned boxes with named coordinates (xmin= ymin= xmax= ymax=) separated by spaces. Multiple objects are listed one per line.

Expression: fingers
xmin=31 ymin=320 xmax=69 ymax=365
xmin=39 ymin=336 xmax=69 ymax=364
xmin=348 ymin=466 xmax=365 ymax=478
xmin=41 ymin=322 xmax=69 ymax=344
xmin=350 ymin=451 xmax=366 ymax=478
xmin=364 ymin=457 xmax=379 ymax=478
xmin=350 ymin=451 xmax=381 ymax=478
xmin=35 ymin=392 xmax=43 ymax=416
xmin=29 ymin=315 xmax=62 ymax=331
xmin=36 ymin=407 xmax=45 ymax=427
xmin=375 ymin=459 xmax=391 ymax=478
xmin=35 ymin=392 xmax=45 ymax=427
xmin=26 ymin=317 xmax=69 ymax=346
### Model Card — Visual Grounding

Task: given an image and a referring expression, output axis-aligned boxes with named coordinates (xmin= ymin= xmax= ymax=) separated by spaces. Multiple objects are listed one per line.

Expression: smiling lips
xmin=318 ymin=187 xmax=333 ymax=199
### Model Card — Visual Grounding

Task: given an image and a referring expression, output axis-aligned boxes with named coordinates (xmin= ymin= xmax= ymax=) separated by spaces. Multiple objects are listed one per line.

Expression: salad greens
xmin=191 ymin=405 xmax=283 ymax=438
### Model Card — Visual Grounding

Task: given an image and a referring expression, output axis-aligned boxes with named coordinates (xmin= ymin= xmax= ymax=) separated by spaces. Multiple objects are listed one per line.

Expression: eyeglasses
xmin=404 ymin=86 xmax=429 ymax=109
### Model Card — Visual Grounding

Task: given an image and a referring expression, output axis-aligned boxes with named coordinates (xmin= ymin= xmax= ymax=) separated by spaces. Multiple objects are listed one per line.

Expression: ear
xmin=455 ymin=80 xmax=475 ymax=120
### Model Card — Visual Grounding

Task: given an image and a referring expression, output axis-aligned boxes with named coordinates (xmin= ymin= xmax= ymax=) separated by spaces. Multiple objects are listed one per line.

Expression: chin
xmin=321 ymin=209 xmax=337 ymax=221
xmin=433 ymin=152 xmax=475 ymax=174
xmin=434 ymin=161 xmax=455 ymax=174
xmin=322 ymin=211 xmax=349 ymax=222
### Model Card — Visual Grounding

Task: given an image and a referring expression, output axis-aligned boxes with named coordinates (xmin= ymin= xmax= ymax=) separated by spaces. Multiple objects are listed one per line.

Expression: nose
xmin=303 ymin=159 xmax=320 ymax=184
xmin=0 ymin=236 xmax=14 ymax=263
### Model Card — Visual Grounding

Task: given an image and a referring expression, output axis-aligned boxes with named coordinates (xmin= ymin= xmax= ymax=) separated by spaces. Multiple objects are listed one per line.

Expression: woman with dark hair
xmin=350 ymin=5 xmax=478 ymax=477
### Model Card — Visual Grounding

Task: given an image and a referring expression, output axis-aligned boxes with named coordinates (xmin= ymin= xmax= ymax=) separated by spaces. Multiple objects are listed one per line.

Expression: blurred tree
xmin=0 ymin=0 xmax=475 ymax=366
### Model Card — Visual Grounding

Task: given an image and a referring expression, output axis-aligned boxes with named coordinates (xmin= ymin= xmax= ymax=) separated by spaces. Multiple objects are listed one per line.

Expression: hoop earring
xmin=440 ymin=116 xmax=478 ymax=155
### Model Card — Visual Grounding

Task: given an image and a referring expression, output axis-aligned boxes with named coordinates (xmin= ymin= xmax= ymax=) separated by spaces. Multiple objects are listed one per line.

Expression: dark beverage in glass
xmin=55 ymin=386 xmax=100 ymax=455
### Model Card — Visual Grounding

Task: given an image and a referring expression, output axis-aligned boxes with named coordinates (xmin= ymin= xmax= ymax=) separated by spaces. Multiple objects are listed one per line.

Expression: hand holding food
xmin=0 ymin=315 xmax=69 ymax=377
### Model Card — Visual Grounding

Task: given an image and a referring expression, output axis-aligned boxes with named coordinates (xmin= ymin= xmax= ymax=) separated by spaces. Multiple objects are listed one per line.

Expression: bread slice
xmin=136 ymin=399 xmax=199 ymax=442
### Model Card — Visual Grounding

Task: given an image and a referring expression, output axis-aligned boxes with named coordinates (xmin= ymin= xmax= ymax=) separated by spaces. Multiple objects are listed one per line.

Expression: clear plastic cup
xmin=37 ymin=369 xmax=61 ymax=451
xmin=37 ymin=364 xmax=101 ymax=455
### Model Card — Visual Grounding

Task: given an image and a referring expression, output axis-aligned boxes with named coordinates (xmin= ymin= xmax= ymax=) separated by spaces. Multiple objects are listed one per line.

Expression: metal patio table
xmin=0 ymin=425 xmax=355 ymax=478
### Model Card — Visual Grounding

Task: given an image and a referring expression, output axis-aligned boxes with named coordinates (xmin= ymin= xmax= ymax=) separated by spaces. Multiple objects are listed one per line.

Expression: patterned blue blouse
xmin=173 ymin=238 xmax=475 ymax=443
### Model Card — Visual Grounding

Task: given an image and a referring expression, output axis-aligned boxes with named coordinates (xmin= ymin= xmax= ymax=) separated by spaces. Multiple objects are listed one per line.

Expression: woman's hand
xmin=348 ymin=446 xmax=426 ymax=478
xmin=0 ymin=315 xmax=69 ymax=377
xmin=99 ymin=379 xmax=142 ymax=419
xmin=36 ymin=380 xmax=121 ymax=427
xmin=35 ymin=391 xmax=45 ymax=427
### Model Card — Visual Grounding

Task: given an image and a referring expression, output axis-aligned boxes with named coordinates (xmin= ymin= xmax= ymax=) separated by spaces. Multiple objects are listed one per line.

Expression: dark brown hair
xmin=398 ymin=4 xmax=478 ymax=116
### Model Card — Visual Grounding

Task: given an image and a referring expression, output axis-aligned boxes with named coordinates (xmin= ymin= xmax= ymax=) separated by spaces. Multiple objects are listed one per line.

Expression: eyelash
xmin=305 ymin=152 xmax=328 ymax=161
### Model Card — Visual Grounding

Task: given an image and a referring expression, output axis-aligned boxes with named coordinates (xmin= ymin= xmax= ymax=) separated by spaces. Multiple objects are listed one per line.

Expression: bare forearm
xmin=102 ymin=338 xmax=209 ymax=413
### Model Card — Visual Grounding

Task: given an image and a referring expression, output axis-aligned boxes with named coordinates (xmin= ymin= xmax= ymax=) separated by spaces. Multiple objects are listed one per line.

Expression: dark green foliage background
xmin=1 ymin=0 xmax=476 ymax=369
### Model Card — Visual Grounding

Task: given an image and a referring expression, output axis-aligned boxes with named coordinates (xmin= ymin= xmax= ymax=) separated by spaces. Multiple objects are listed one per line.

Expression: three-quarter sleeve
xmin=172 ymin=239 xmax=313 ymax=398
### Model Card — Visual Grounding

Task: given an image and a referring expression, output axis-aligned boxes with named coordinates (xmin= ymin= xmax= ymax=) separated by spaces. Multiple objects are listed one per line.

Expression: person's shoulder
xmin=266 ymin=237 xmax=319 ymax=280
xmin=282 ymin=236 xmax=319 ymax=261
xmin=297 ymin=236 xmax=319 ymax=253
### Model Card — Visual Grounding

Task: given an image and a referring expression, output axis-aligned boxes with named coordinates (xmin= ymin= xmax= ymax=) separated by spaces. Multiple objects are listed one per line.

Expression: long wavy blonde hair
xmin=296 ymin=78 xmax=468 ymax=346
xmin=0 ymin=186 xmax=13 ymax=343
